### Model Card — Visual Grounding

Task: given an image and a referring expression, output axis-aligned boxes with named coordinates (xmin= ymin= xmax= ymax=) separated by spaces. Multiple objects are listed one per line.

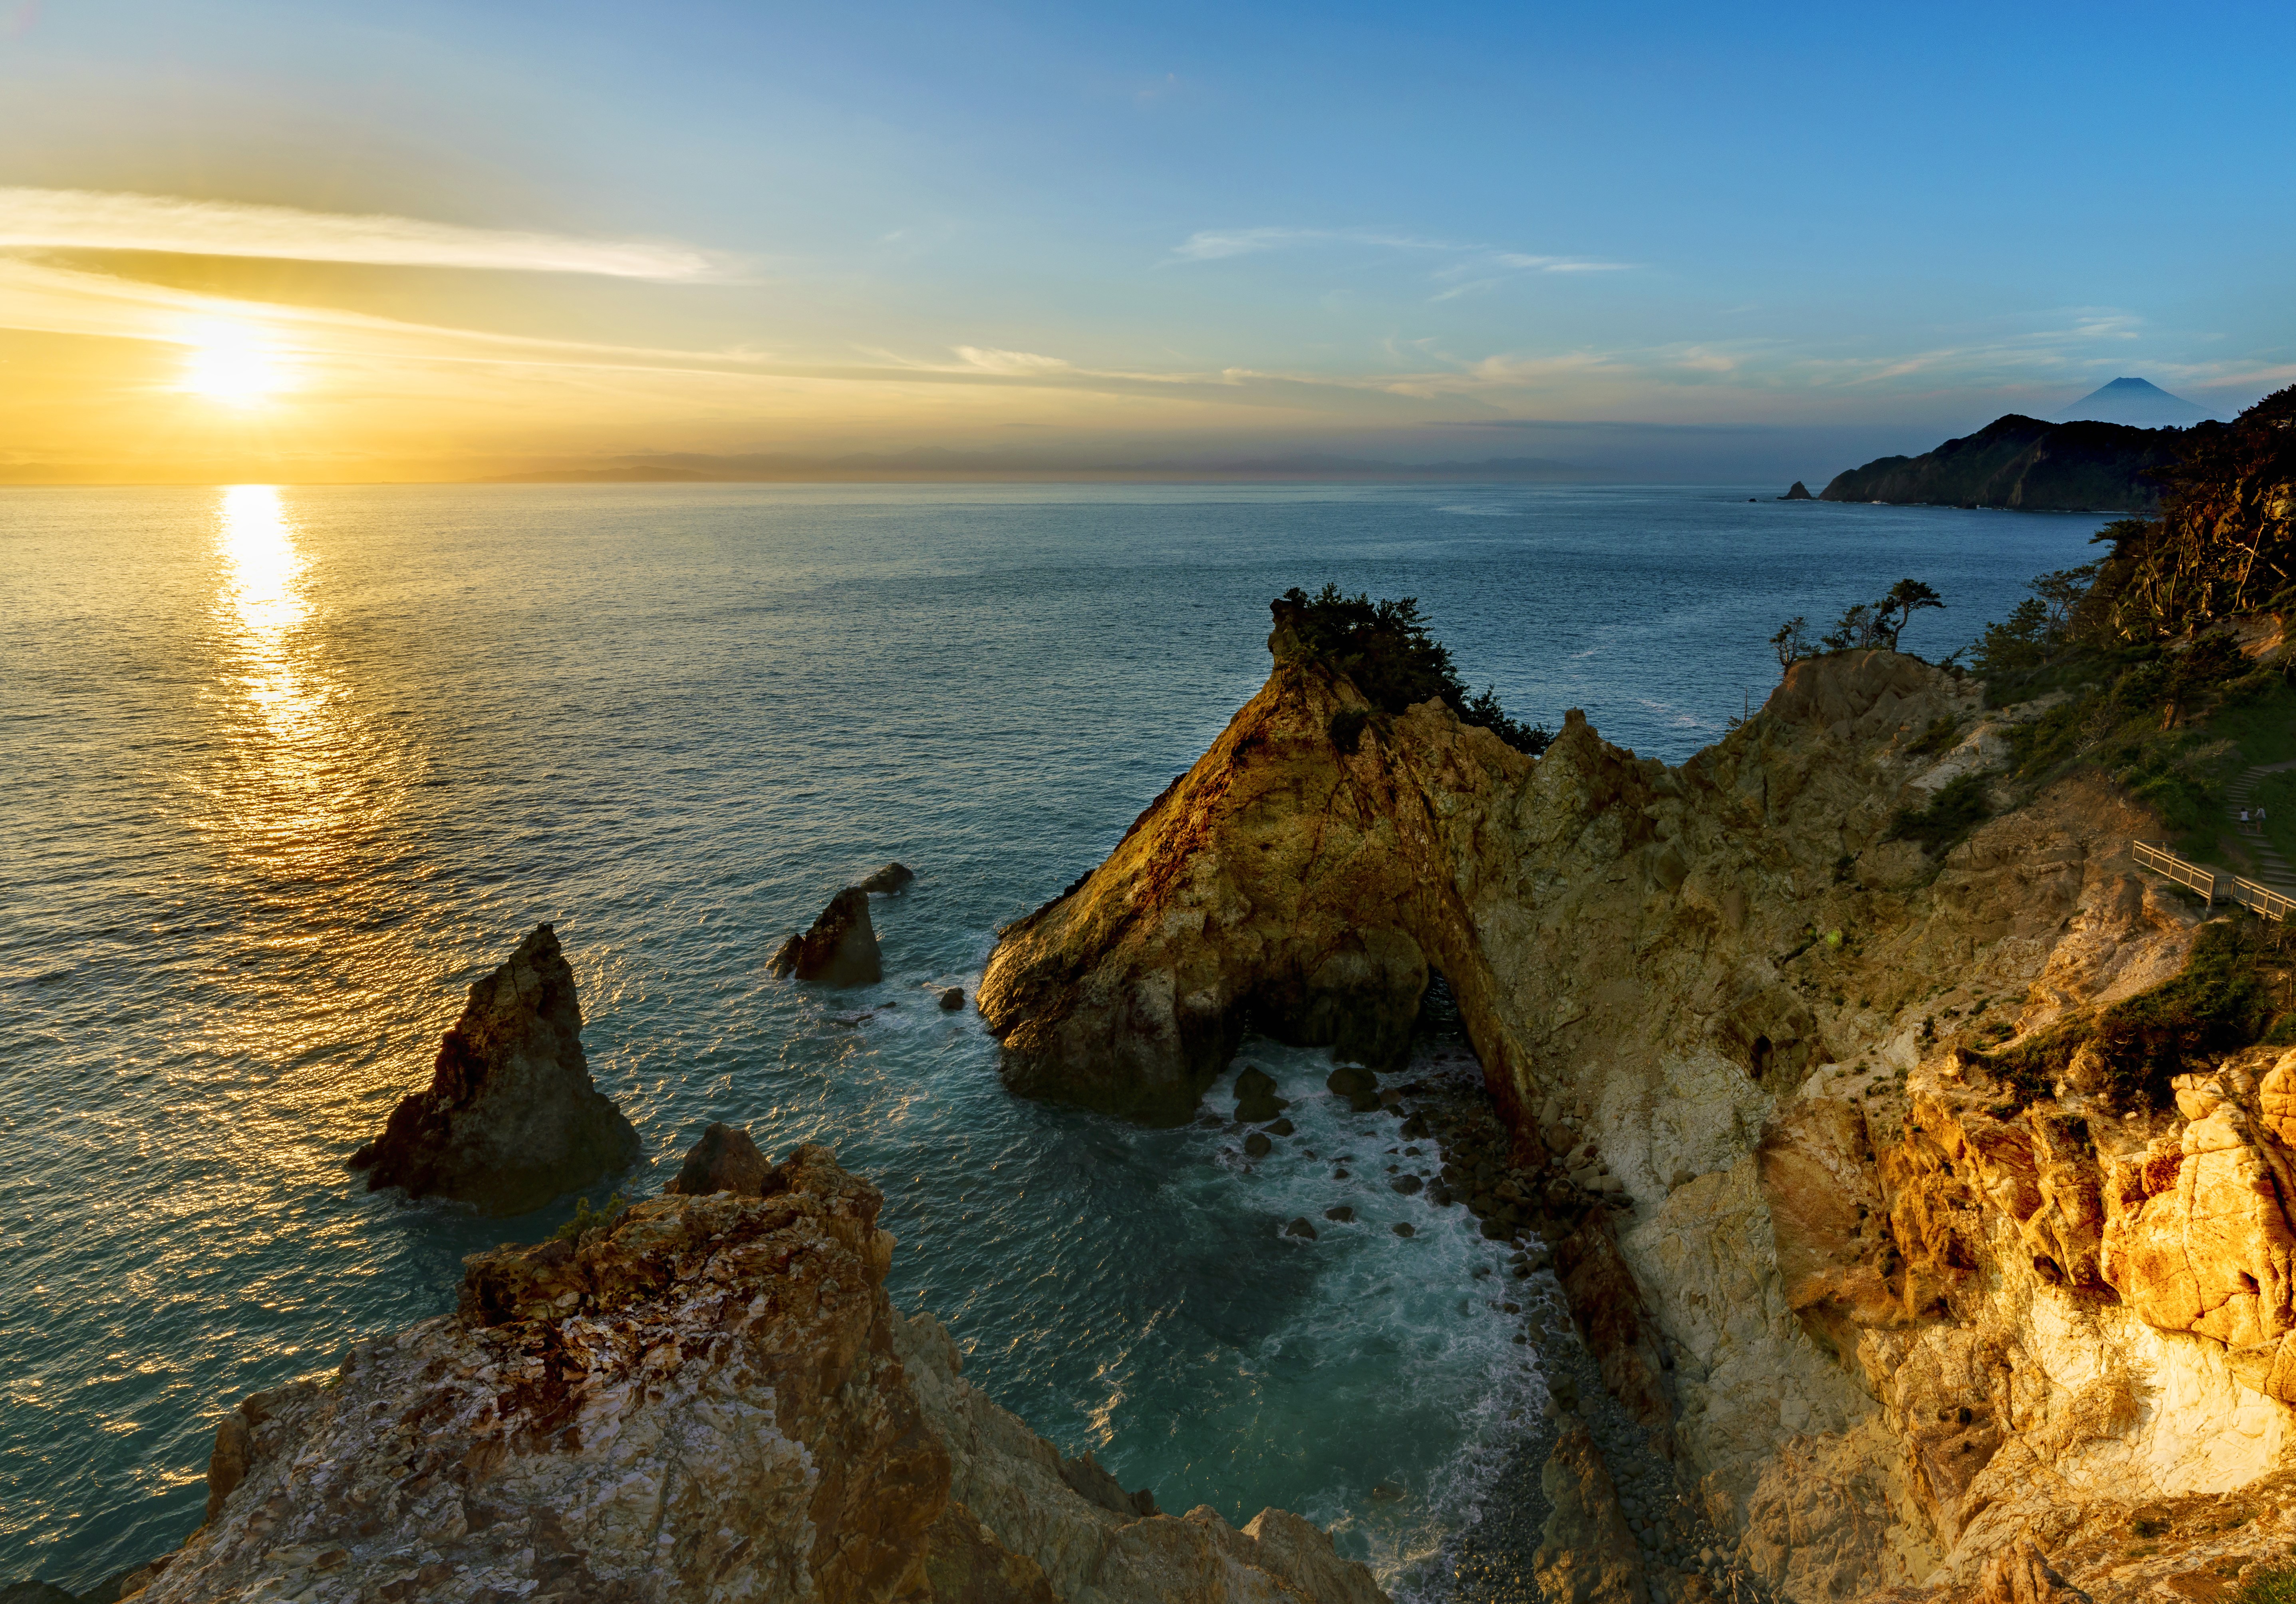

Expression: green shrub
xmin=554 ymin=1192 xmax=628 ymax=1244
xmin=1887 ymin=772 xmax=1991 ymax=856
xmin=1277 ymin=585 xmax=1551 ymax=755
xmin=1905 ymin=715 xmax=1960 ymax=757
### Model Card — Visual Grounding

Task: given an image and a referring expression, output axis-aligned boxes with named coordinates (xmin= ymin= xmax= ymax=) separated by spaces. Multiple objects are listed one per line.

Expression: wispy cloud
xmin=0 ymin=188 xmax=725 ymax=280
xmin=1168 ymin=226 xmax=1459 ymax=262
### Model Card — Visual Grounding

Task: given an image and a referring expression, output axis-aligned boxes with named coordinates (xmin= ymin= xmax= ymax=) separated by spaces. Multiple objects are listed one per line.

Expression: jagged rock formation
xmin=981 ymin=596 xmax=2296 ymax=1602
xmin=147 ymin=1141 xmax=1386 ymax=1604
xmin=769 ymin=888 xmax=886 ymax=987
xmin=350 ymin=924 xmax=641 ymax=1217
xmin=665 ymin=1120 xmax=773 ymax=1196
xmin=1534 ymin=1423 xmax=1650 ymax=1604
xmin=1819 ymin=415 xmax=2185 ymax=512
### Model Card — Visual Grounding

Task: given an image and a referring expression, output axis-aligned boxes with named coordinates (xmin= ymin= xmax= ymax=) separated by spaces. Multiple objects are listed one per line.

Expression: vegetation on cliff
xmin=1275 ymin=584 xmax=1553 ymax=754
xmin=1963 ymin=387 xmax=2296 ymax=846
xmin=1818 ymin=413 xmax=2186 ymax=512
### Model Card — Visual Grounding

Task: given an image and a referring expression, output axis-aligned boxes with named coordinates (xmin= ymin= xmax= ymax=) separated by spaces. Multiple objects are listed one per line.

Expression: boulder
xmin=1244 ymin=1132 xmax=1273 ymax=1158
xmin=665 ymin=1121 xmax=774 ymax=1197
xmin=348 ymin=924 xmax=641 ymax=1217
xmin=1235 ymin=1066 xmax=1282 ymax=1122
xmin=939 ymin=987 xmax=966 ymax=1012
xmin=1533 ymin=1423 xmax=1649 ymax=1604
xmin=858 ymin=862 xmax=918 ymax=894
xmin=767 ymin=887 xmax=884 ymax=986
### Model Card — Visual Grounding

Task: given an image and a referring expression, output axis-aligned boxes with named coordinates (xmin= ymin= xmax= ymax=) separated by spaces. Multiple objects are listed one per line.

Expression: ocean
xmin=0 ymin=482 xmax=2107 ymax=1595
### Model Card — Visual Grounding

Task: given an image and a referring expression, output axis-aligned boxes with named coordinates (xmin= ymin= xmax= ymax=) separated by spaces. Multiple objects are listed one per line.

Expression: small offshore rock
xmin=856 ymin=861 xmax=917 ymax=894
xmin=1391 ymin=1175 xmax=1423 ymax=1195
xmin=1325 ymin=1205 xmax=1356 ymax=1223
xmin=766 ymin=887 xmax=884 ymax=986
xmin=1267 ymin=1118 xmax=1295 ymax=1136
xmin=1284 ymin=1217 xmax=1318 ymax=1239
xmin=665 ymin=1122 xmax=774 ymax=1197
xmin=1244 ymin=1132 xmax=1273 ymax=1158
xmin=1392 ymin=1222 xmax=1416 ymax=1237
xmin=1235 ymin=1065 xmax=1282 ymax=1123
xmin=937 ymin=986 xmax=965 ymax=1011
xmin=348 ymin=924 xmax=641 ymax=1217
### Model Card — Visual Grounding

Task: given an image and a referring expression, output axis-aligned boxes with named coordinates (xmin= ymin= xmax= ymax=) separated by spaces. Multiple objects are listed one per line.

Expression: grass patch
xmin=1887 ymin=772 xmax=1991 ymax=856
xmin=2236 ymin=1564 xmax=2296 ymax=1604
xmin=1986 ymin=919 xmax=2290 ymax=1109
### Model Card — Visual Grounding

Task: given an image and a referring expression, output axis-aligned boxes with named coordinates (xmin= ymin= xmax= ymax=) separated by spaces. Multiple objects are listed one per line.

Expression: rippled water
xmin=0 ymin=483 xmax=2105 ymax=1594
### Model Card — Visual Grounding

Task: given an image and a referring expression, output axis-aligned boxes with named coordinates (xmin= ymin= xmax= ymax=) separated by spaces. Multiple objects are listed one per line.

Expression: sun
xmin=180 ymin=324 xmax=292 ymax=407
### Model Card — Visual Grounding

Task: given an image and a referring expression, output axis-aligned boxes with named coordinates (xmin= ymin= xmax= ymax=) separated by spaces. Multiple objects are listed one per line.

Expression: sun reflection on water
xmin=216 ymin=485 xmax=314 ymax=733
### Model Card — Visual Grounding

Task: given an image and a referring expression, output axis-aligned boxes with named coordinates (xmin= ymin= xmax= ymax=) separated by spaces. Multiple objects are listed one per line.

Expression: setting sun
xmin=179 ymin=324 xmax=289 ymax=406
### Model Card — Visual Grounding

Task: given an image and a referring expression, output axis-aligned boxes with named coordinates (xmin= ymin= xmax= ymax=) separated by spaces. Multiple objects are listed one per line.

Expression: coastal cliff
xmin=980 ymin=580 xmax=2296 ymax=1600
xmin=136 ymin=1143 xmax=1385 ymax=1604
xmin=1819 ymin=416 xmax=2184 ymax=512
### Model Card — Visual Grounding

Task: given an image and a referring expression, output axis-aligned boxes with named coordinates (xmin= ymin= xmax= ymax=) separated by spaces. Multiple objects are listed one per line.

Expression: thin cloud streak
xmin=0 ymin=188 xmax=725 ymax=280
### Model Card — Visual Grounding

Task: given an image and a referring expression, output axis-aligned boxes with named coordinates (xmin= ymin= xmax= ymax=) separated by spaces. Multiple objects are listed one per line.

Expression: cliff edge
xmin=980 ymin=594 xmax=2296 ymax=1602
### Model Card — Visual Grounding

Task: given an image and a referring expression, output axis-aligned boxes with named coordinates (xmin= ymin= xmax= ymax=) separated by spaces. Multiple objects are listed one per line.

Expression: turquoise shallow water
xmin=0 ymin=482 xmax=2106 ymax=1594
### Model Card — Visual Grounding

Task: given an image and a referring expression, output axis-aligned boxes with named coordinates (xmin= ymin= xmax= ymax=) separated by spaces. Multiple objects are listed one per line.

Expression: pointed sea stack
xmin=349 ymin=923 xmax=640 ymax=1216
xmin=1780 ymin=480 xmax=1813 ymax=500
xmin=767 ymin=887 xmax=885 ymax=986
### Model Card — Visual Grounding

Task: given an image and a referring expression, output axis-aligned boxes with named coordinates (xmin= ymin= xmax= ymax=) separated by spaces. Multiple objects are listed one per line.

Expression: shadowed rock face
xmin=769 ymin=887 xmax=885 ymax=986
xmin=665 ymin=1121 xmax=775 ymax=1197
xmin=349 ymin=924 xmax=640 ymax=1217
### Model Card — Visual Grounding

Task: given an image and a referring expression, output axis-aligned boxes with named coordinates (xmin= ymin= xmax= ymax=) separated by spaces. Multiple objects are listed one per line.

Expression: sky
xmin=3 ymin=0 xmax=2293 ymax=482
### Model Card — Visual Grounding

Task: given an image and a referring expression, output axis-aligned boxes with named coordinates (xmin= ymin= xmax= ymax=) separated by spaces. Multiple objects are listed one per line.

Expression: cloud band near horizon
xmin=0 ymin=188 xmax=723 ymax=280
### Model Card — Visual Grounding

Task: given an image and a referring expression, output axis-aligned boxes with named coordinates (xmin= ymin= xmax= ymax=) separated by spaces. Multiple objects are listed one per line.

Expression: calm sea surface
xmin=0 ymin=483 xmax=2105 ymax=1594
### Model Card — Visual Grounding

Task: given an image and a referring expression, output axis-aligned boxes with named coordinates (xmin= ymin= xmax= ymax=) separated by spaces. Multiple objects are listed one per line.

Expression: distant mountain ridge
xmin=1818 ymin=414 xmax=2185 ymax=512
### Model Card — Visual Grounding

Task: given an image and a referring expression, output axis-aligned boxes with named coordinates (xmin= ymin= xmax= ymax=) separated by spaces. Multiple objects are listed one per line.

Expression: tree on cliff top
xmin=1771 ymin=578 xmax=1943 ymax=668
xmin=1276 ymin=584 xmax=1552 ymax=755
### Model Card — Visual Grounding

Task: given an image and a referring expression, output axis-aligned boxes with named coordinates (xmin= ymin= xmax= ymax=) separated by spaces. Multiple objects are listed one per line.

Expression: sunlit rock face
xmin=979 ymin=605 xmax=2296 ymax=1600
xmin=147 ymin=1145 xmax=1388 ymax=1604
xmin=350 ymin=923 xmax=641 ymax=1217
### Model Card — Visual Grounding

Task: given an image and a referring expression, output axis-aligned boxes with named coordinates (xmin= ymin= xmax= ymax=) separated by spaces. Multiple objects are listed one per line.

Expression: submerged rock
xmin=153 ymin=1145 xmax=1388 ymax=1604
xmin=348 ymin=924 xmax=640 ymax=1217
xmin=665 ymin=1120 xmax=773 ymax=1197
xmin=767 ymin=886 xmax=884 ymax=986
xmin=858 ymin=861 xmax=918 ymax=894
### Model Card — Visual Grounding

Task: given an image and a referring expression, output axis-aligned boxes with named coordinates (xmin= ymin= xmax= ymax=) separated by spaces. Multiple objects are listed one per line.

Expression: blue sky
xmin=3 ymin=0 xmax=2291 ymax=477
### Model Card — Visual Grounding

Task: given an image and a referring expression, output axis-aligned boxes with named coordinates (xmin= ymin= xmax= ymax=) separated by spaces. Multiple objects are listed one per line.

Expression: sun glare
xmin=180 ymin=324 xmax=291 ymax=407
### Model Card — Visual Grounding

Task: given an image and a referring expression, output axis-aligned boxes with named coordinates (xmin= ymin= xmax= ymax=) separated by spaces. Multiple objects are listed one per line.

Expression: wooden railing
xmin=2133 ymin=840 xmax=2295 ymax=923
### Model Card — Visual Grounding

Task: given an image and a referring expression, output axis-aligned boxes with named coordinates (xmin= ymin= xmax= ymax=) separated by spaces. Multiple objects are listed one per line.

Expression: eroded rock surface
xmin=1533 ymin=1423 xmax=1650 ymax=1604
xmin=350 ymin=924 xmax=641 ymax=1217
xmin=154 ymin=1143 xmax=1385 ymax=1604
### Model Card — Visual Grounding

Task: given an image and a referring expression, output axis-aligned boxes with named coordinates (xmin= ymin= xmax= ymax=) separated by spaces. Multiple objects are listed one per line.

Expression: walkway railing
xmin=2133 ymin=840 xmax=2295 ymax=923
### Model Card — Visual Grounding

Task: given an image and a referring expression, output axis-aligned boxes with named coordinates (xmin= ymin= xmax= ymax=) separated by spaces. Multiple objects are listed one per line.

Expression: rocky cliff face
xmin=981 ymin=605 xmax=2296 ymax=1602
xmin=351 ymin=924 xmax=642 ymax=1216
xmin=145 ymin=1143 xmax=1386 ymax=1604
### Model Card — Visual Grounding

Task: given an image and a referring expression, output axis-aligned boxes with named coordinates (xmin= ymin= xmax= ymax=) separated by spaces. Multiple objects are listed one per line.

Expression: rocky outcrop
xmin=770 ymin=888 xmax=886 ymax=987
xmin=157 ymin=1140 xmax=1385 ymax=1604
xmin=665 ymin=1121 xmax=773 ymax=1197
xmin=1818 ymin=415 xmax=2184 ymax=512
xmin=350 ymin=924 xmax=641 ymax=1217
xmin=980 ymin=594 xmax=2296 ymax=1601
xmin=858 ymin=863 xmax=918 ymax=895
xmin=1534 ymin=1423 xmax=1650 ymax=1604
xmin=1781 ymin=482 xmax=1814 ymax=501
